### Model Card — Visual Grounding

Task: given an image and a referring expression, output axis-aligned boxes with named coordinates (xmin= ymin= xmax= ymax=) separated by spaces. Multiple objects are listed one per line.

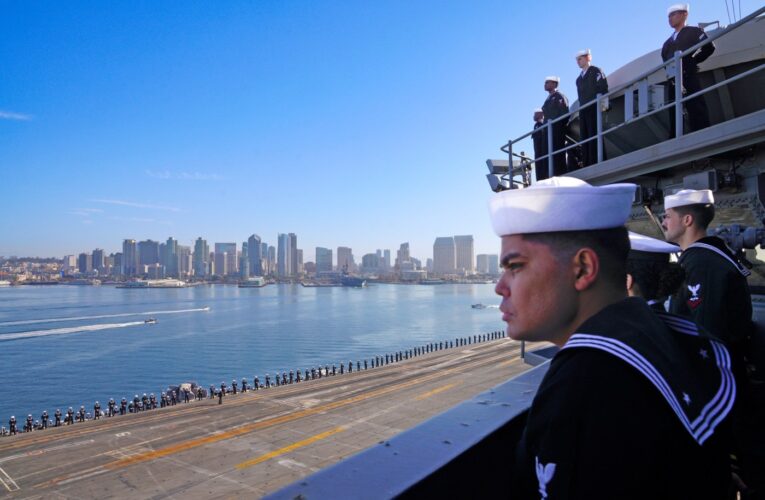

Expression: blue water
xmin=0 ymin=283 xmax=503 ymax=422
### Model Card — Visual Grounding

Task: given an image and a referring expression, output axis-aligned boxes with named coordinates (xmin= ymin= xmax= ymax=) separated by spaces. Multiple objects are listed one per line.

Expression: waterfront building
xmin=289 ymin=233 xmax=298 ymax=278
xmin=165 ymin=237 xmax=179 ymax=277
xmin=193 ymin=237 xmax=209 ymax=278
xmin=433 ymin=237 xmax=456 ymax=275
xmin=316 ymin=247 xmax=333 ymax=273
xmin=214 ymin=243 xmax=237 ymax=277
xmin=122 ymin=239 xmax=138 ymax=277
xmin=277 ymin=234 xmax=291 ymax=277
xmin=361 ymin=253 xmax=380 ymax=273
xmin=337 ymin=246 xmax=355 ymax=272
xmin=240 ymin=242 xmax=250 ymax=279
xmin=454 ymin=235 xmax=475 ymax=274
xmin=297 ymin=249 xmax=303 ymax=275
xmin=92 ymin=248 xmax=105 ymax=273
xmin=487 ymin=254 xmax=499 ymax=276
xmin=248 ymin=234 xmax=262 ymax=276
xmin=395 ymin=243 xmax=410 ymax=269
xmin=78 ymin=253 xmax=92 ymax=274
xmin=138 ymin=240 xmax=160 ymax=268
xmin=267 ymin=245 xmax=276 ymax=276
xmin=476 ymin=254 xmax=489 ymax=274
xmin=62 ymin=255 xmax=77 ymax=273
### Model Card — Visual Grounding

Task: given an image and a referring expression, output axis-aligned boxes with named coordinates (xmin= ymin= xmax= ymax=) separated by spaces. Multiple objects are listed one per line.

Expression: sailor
xmin=220 ymin=381 xmax=227 ymax=395
xmin=78 ymin=406 xmax=85 ymax=423
xmin=332 ymin=365 xmax=337 ymax=376
xmin=265 ymin=374 xmax=271 ymax=388
xmin=0 ymin=426 xmax=6 ymax=437
xmin=209 ymin=385 xmax=216 ymax=399
xmin=296 ymin=370 xmax=302 ymax=382
xmin=141 ymin=393 xmax=149 ymax=410
xmin=254 ymin=376 xmax=260 ymax=389
xmin=275 ymin=374 xmax=281 ymax=387
xmin=626 ymin=232 xmax=684 ymax=312
xmin=183 ymin=388 xmax=190 ymax=403
xmin=242 ymin=378 xmax=248 ymax=392
xmin=489 ymin=176 xmax=735 ymax=497
xmin=529 ymin=108 xmax=550 ymax=181
xmin=661 ymin=3 xmax=716 ymax=132
xmin=304 ymin=369 xmax=310 ymax=381
xmin=9 ymin=416 xmax=16 ymax=435
xmin=25 ymin=414 xmax=33 ymax=432
xmin=348 ymin=361 xmax=353 ymax=373
xmin=40 ymin=410 xmax=48 ymax=429
xmin=133 ymin=394 xmax=140 ymax=411
xmin=54 ymin=408 xmax=62 ymax=426
xmin=540 ymin=76 xmax=569 ymax=178
xmin=108 ymin=398 xmax=115 ymax=417
xmin=311 ymin=367 xmax=317 ymax=380
xmin=574 ymin=49 xmax=608 ymax=168
xmin=218 ymin=388 xmax=223 ymax=405
xmin=93 ymin=401 xmax=101 ymax=419
xmin=364 ymin=359 xmax=368 ymax=370
xmin=197 ymin=387 xmax=204 ymax=400
xmin=120 ymin=398 xmax=127 ymax=415
xmin=232 ymin=380 xmax=238 ymax=394
xmin=283 ymin=372 xmax=288 ymax=385
xmin=340 ymin=363 xmax=345 ymax=375
xmin=161 ymin=392 xmax=167 ymax=407
xmin=289 ymin=370 xmax=294 ymax=384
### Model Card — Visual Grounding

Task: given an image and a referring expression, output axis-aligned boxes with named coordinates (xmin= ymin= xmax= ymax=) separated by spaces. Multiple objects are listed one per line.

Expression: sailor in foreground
xmin=490 ymin=177 xmax=735 ymax=498
xmin=574 ymin=49 xmax=608 ymax=167
xmin=626 ymin=232 xmax=683 ymax=311
xmin=661 ymin=3 xmax=715 ymax=132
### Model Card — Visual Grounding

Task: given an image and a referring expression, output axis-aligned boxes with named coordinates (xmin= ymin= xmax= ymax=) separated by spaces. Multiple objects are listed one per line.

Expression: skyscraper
xmin=337 ymin=246 xmax=354 ymax=272
xmin=240 ymin=241 xmax=250 ymax=278
xmin=165 ymin=237 xmax=179 ymax=277
xmin=178 ymin=245 xmax=191 ymax=277
xmin=277 ymin=234 xmax=291 ymax=277
xmin=289 ymin=233 xmax=297 ymax=278
xmin=122 ymin=239 xmax=138 ymax=276
xmin=297 ymin=249 xmax=303 ymax=275
xmin=91 ymin=248 xmax=105 ymax=273
xmin=214 ymin=243 xmax=237 ymax=277
xmin=138 ymin=240 xmax=160 ymax=268
xmin=396 ymin=243 xmax=410 ymax=269
xmin=433 ymin=237 xmax=456 ymax=274
xmin=316 ymin=247 xmax=333 ymax=273
xmin=247 ymin=234 xmax=262 ymax=276
xmin=193 ymin=237 xmax=209 ymax=278
xmin=267 ymin=245 xmax=276 ymax=275
xmin=454 ymin=235 xmax=475 ymax=274
xmin=78 ymin=253 xmax=92 ymax=274
xmin=383 ymin=249 xmax=391 ymax=270
xmin=487 ymin=254 xmax=499 ymax=276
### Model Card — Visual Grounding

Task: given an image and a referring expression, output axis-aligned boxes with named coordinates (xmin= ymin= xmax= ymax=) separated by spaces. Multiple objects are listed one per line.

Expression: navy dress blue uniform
xmin=661 ymin=26 xmax=715 ymax=132
xmin=575 ymin=66 xmax=608 ymax=167
xmin=541 ymin=91 xmax=569 ymax=177
xmin=532 ymin=121 xmax=549 ymax=181
xmin=512 ymin=298 xmax=735 ymax=499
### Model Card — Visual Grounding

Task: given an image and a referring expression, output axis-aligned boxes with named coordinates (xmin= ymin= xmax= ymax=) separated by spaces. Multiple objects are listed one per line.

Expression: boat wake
xmin=0 ymin=307 xmax=210 ymax=327
xmin=0 ymin=321 xmax=146 ymax=342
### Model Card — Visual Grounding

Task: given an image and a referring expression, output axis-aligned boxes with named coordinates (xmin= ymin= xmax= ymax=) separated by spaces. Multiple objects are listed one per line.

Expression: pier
xmin=0 ymin=337 xmax=530 ymax=497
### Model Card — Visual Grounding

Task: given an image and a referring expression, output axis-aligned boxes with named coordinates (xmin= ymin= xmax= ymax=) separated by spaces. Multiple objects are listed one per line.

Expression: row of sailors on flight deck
xmin=0 ymin=331 xmax=506 ymax=436
xmin=532 ymin=3 xmax=715 ymax=180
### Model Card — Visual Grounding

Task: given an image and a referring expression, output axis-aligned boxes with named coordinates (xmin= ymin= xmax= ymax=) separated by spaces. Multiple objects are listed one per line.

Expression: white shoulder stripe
xmin=686 ymin=242 xmax=751 ymax=276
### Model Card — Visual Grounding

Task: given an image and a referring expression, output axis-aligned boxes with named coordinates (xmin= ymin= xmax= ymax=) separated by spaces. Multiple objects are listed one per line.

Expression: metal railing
xmin=501 ymin=5 xmax=765 ymax=182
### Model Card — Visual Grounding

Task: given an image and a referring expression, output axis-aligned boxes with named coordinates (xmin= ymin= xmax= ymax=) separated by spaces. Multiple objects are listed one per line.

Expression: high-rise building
xmin=247 ymin=234 xmax=262 ymax=276
xmin=361 ymin=253 xmax=380 ymax=273
xmin=433 ymin=237 xmax=456 ymax=274
xmin=383 ymin=249 xmax=391 ymax=270
xmin=277 ymin=234 xmax=291 ymax=277
xmin=165 ymin=237 xmax=179 ymax=277
xmin=78 ymin=253 xmax=92 ymax=274
xmin=240 ymin=241 xmax=250 ymax=278
xmin=267 ymin=245 xmax=276 ymax=275
xmin=454 ymin=235 xmax=475 ymax=274
xmin=91 ymin=249 xmax=105 ymax=273
xmin=487 ymin=254 xmax=499 ymax=276
xmin=193 ymin=237 xmax=209 ymax=278
xmin=122 ymin=239 xmax=138 ymax=276
xmin=113 ymin=253 xmax=123 ymax=276
xmin=62 ymin=255 xmax=77 ymax=272
xmin=316 ymin=247 xmax=333 ymax=273
xmin=214 ymin=243 xmax=237 ymax=276
xmin=297 ymin=249 xmax=303 ymax=274
xmin=476 ymin=254 xmax=490 ymax=274
xmin=261 ymin=242 xmax=268 ymax=274
xmin=138 ymin=240 xmax=160 ymax=268
xmin=395 ymin=243 xmax=410 ymax=269
xmin=289 ymin=233 xmax=298 ymax=278
xmin=337 ymin=247 xmax=355 ymax=272
xmin=178 ymin=245 xmax=191 ymax=277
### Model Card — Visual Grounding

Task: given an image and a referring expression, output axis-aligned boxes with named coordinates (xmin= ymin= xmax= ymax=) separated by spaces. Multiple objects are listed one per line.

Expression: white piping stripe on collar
xmin=655 ymin=313 xmax=699 ymax=335
xmin=563 ymin=333 xmax=735 ymax=444
xmin=686 ymin=242 xmax=751 ymax=276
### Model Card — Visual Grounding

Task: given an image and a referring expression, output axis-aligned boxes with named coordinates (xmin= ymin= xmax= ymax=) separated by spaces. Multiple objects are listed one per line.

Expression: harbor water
xmin=0 ymin=283 xmax=503 ymax=422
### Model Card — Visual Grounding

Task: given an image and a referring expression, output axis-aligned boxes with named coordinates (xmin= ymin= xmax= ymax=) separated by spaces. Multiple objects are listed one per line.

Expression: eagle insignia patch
xmin=687 ymin=283 xmax=702 ymax=309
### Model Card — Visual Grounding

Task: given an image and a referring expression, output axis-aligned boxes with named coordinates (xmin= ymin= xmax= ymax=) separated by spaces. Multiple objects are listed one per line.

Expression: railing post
xmin=546 ymin=120 xmax=554 ymax=179
xmin=674 ymin=50 xmax=684 ymax=138
xmin=507 ymin=140 xmax=514 ymax=189
xmin=596 ymin=94 xmax=603 ymax=164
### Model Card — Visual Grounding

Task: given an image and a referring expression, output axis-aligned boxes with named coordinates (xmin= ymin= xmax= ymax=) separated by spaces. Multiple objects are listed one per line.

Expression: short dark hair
xmin=522 ymin=227 xmax=630 ymax=286
xmin=673 ymin=203 xmax=715 ymax=230
xmin=626 ymin=259 xmax=685 ymax=300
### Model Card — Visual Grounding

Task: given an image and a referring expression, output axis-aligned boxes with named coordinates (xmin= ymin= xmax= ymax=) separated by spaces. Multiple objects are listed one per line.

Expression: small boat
xmin=144 ymin=318 xmax=157 ymax=324
xmin=471 ymin=304 xmax=487 ymax=309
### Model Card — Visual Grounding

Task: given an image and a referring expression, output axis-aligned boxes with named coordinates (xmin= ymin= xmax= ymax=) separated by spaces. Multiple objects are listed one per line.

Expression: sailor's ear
xmin=572 ymin=247 xmax=599 ymax=291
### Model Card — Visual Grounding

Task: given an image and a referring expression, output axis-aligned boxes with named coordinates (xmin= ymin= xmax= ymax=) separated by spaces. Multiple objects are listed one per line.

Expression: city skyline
xmin=1 ymin=1 xmax=742 ymax=259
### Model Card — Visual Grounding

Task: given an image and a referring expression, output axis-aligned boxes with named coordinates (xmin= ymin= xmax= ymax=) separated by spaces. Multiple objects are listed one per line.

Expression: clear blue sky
xmin=0 ymin=1 xmax=745 ymax=262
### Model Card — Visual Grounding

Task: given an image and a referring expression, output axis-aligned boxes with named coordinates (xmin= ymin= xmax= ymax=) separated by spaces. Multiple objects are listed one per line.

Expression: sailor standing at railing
xmin=532 ymin=109 xmax=548 ymax=181
xmin=574 ymin=49 xmax=608 ymax=167
xmin=540 ymin=77 xmax=569 ymax=178
xmin=490 ymin=177 xmax=735 ymax=498
xmin=661 ymin=3 xmax=715 ymax=132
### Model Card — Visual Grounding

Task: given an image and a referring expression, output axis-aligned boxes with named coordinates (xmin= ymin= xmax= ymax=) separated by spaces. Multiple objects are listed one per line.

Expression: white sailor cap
xmin=544 ymin=75 xmax=560 ymax=83
xmin=575 ymin=49 xmax=591 ymax=58
xmin=533 ymin=108 xmax=543 ymax=113
xmin=664 ymin=188 xmax=714 ymax=210
xmin=667 ymin=3 xmax=689 ymax=15
xmin=488 ymin=176 xmax=637 ymax=236
xmin=629 ymin=232 xmax=680 ymax=254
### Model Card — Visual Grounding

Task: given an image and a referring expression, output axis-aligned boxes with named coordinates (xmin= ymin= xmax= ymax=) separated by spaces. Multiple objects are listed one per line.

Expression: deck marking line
xmin=0 ymin=466 xmax=20 ymax=491
xmin=414 ymin=382 xmax=459 ymax=401
xmin=235 ymin=427 xmax=345 ymax=470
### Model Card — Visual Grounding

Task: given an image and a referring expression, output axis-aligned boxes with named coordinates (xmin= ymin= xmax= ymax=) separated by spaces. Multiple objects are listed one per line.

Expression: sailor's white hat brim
xmin=575 ymin=49 xmax=591 ymax=58
xmin=667 ymin=3 xmax=689 ymax=15
xmin=664 ymin=188 xmax=714 ymax=209
xmin=534 ymin=108 xmax=543 ymax=113
xmin=544 ymin=75 xmax=560 ymax=83
xmin=488 ymin=177 xmax=637 ymax=236
xmin=628 ymin=232 xmax=680 ymax=253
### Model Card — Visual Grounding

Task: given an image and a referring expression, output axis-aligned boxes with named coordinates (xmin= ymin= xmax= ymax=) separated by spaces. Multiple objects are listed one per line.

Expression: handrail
xmin=501 ymin=5 xmax=765 ymax=181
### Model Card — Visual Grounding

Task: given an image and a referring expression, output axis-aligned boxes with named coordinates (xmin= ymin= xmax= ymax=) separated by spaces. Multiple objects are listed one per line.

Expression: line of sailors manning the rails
xmin=532 ymin=3 xmax=715 ymax=179
xmin=0 ymin=331 xmax=506 ymax=437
